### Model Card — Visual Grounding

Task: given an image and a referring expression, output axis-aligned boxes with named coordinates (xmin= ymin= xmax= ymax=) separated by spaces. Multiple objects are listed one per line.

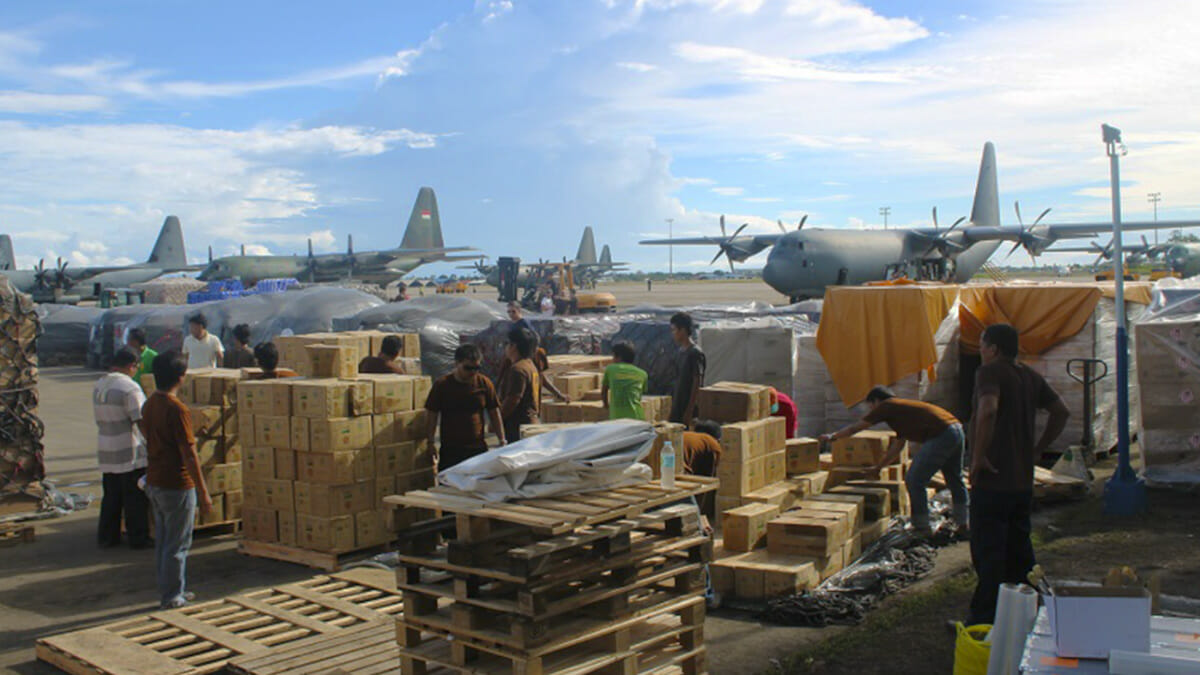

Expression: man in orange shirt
xmin=140 ymin=351 xmax=213 ymax=609
xmin=682 ymin=420 xmax=722 ymax=518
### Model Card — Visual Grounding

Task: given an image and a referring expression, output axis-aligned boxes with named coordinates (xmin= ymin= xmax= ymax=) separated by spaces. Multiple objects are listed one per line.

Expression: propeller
xmin=1090 ymin=240 xmax=1114 ymax=268
xmin=1006 ymin=201 xmax=1053 ymax=261
xmin=54 ymin=258 xmax=72 ymax=289
xmin=33 ymin=259 xmax=50 ymax=289
xmin=920 ymin=206 xmax=968 ymax=258
xmin=709 ymin=219 xmax=749 ymax=272
xmin=775 ymin=216 xmax=808 ymax=233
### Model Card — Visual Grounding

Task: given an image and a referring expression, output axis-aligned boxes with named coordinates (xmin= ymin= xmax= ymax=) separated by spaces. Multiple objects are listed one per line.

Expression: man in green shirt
xmin=127 ymin=328 xmax=157 ymax=391
xmin=602 ymin=342 xmax=648 ymax=420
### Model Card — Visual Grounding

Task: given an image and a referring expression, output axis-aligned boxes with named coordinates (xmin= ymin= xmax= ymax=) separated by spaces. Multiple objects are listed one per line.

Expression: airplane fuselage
xmin=200 ymin=253 xmax=421 ymax=287
xmin=761 ymin=229 xmax=1001 ymax=299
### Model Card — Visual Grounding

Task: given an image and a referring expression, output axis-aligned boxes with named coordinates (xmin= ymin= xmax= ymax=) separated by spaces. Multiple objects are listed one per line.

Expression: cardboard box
xmin=291 ymin=380 xmax=352 ymax=419
xmin=297 ymin=514 xmax=356 ymax=553
xmin=721 ymin=502 xmax=780 ymax=552
xmin=767 ymin=512 xmax=851 ymax=557
xmin=353 ymin=374 xmax=415 ymax=413
xmin=827 ymin=486 xmax=892 ymax=521
xmin=203 ymin=462 xmax=242 ymax=494
xmin=306 ymin=417 xmax=373 ymax=452
xmin=294 ymin=480 xmax=374 ymax=517
xmin=243 ymin=446 xmax=275 ymax=480
xmin=698 ymin=382 xmax=771 ymax=423
xmin=195 ymin=495 xmax=226 ymax=525
xmin=277 ymin=509 xmax=297 ymax=546
xmin=371 ymin=413 xmax=396 ymax=446
xmin=832 ymin=431 xmax=893 ymax=467
xmin=1047 ymin=586 xmax=1151 ymax=659
xmin=860 ymin=519 xmax=887 ymax=547
xmin=394 ymin=468 xmax=435 ymax=495
xmin=274 ymin=448 xmax=296 ymax=480
xmin=411 ymin=376 xmax=432 ymax=408
xmin=239 ymin=380 xmax=280 ymax=416
xmin=715 ymin=496 xmax=743 ymax=515
xmin=742 ymin=483 xmax=799 ymax=511
xmin=763 ymin=450 xmax=786 ymax=484
xmin=720 ymin=420 xmax=766 ymax=462
xmin=716 ymin=457 xmax=765 ymax=497
xmin=786 ymin=438 xmax=821 ymax=475
xmin=196 ymin=438 xmax=223 ymax=466
xmin=242 ymin=507 xmax=277 ymax=542
xmin=255 ymin=415 xmax=291 ymax=450
xmin=223 ymin=438 xmax=243 ymax=463
xmin=243 ymin=478 xmax=294 ymax=511
xmin=307 ymin=344 xmax=359 ymax=380
xmin=393 ymin=409 xmax=428 ymax=442
xmin=373 ymin=475 xmax=394 ymax=508
xmin=296 ymin=448 xmax=375 ymax=484
xmin=225 ymin=489 xmax=244 ymax=520
xmin=828 ymin=466 xmax=881 ymax=488
xmin=188 ymin=405 xmax=231 ymax=439
xmin=722 ymin=551 xmax=821 ymax=601
xmin=846 ymin=480 xmax=910 ymax=517
xmin=642 ymin=395 xmax=672 ymax=423
xmin=379 ymin=440 xmax=434 ymax=474
xmin=795 ymin=497 xmax=862 ymax=530
xmin=763 ymin=416 xmax=787 ymax=453
xmin=552 ymin=372 xmax=603 ymax=401
xmin=189 ymin=369 xmax=242 ymax=407
xmin=344 ymin=380 xmax=372 ymax=417
xmin=786 ymin=471 xmax=829 ymax=497
xmin=354 ymin=510 xmax=389 ymax=548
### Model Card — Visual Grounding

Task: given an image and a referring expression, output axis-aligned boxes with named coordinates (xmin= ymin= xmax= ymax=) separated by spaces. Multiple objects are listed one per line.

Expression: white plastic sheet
xmin=437 ymin=419 xmax=655 ymax=501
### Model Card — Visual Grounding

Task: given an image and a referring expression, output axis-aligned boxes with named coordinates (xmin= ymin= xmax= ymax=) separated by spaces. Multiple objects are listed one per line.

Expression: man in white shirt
xmin=182 ymin=313 xmax=223 ymax=370
xmin=94 ymin=348 xmax=150 ymax=549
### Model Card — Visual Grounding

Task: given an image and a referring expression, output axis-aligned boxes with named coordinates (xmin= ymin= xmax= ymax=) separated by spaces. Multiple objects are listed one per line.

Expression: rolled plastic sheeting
xmin=1109 ymin=649 xmax=1200 ymax=674
xmin=987 ymin=583 xmax=1038 ymax=675
xmin=438 ymin=419 xmax=655 ymax=502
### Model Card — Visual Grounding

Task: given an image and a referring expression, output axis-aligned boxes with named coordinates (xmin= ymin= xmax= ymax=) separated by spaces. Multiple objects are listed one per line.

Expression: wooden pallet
xmin=35 ymin=568 xmax=403 ymax=675
xmin=227 ymin=620 xmax=397 ymax=675
xmin=398 ymin=594 xmax=706 ymax=675
xmin=385 ymin=476 xmax=718 ymax=535
xmin=0 ymin=521 xmax=35 ymax=546
xmin=236 ymin=539 xmax=390 ymax=572
xmin=1033 ymin=467 xmax=1088 ymax=501
xmin=194 ymin=519 xmax=240 ymax=536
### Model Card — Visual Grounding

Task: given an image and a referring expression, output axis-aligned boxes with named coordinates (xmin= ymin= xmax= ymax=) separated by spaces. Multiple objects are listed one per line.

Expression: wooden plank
xmin=275 ymin=585 xmax=385 ymax=622
xmin=229 ymin=621 xmax=397 ymax=675
xmin=148 ymin=611 xmax=264 ymax=656
xmin=220 ymin=595 xmax=337 ymax=636
xmin=37 ymin=628 xmax=194 ymax=675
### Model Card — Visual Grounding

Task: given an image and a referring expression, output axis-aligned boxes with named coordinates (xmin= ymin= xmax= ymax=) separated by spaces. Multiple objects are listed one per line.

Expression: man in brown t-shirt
xmin=425 ymin=344 xmax=504 ymax=471
xmin=359 ymin=335 xmax=406 ymax=375
xmin=499 ymin=327 xmax=541 ymax=445
xmin=966 ymin=323 xmax=1069 ymax=626
xmin=139 ymin=350 xmax=212 ymax=610
xmin=821 ymin=387 xmax=967 ymax=533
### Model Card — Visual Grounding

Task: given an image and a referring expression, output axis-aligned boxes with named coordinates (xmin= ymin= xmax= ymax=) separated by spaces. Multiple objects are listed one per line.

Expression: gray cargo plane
xmin=642 ymin=142 xmax=1200 ymax=300
xmin=199 ymin=187 xmax=477 ymax=287
xmin=1 ymin=216 xmax=196 ymax=299
xmin=1051 ymin=238 xmax=1200 ymax=279
xmin=467 ymin=226 xmax=627 ymax=289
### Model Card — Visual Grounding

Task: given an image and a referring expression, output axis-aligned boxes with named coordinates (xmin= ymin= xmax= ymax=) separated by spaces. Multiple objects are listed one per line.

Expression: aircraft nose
xmin=762 ymin=249 xmax=790 ymax=295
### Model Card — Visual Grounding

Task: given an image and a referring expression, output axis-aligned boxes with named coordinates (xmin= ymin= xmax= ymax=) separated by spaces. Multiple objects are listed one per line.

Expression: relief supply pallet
xmin=35 ymin=568 xmax=403 ymax=675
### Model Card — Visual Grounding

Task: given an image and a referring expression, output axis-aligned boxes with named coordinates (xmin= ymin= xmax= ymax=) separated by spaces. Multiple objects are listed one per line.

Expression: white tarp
xmin=437 ymin=419 xmax=655 ymax=501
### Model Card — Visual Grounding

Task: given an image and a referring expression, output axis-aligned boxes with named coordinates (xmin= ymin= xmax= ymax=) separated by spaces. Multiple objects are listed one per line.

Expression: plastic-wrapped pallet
xmin=699 ymin=320 xmax=799 ymax=400
xmin=793 ymin=335 xmax=828 ymax=437
xmin=130 ymin=278 xmax=208 ymax=305
xmin=1135 ymin=303 xmax=1200 ymax=484
xmin=0 ymin=275 xmax=44 ymax=489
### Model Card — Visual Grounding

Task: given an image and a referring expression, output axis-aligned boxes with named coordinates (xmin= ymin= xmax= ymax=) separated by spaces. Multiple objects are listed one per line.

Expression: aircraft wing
xmin=960 ymin=220 xmax=1200 ymax=243
xmin=638 ymin=233 xmax=783 ymax=263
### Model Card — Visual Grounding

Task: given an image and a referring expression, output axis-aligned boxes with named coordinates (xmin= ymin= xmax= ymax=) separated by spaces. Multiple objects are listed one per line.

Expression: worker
xmin=425 ymin=344 xmax=505 ymax=471
xmin=358 ymin=335 xmax=406 ymax=374
xmin=126 ymin=328 xmax=157 ymax=389
xmin=182 ymin=314 xmax=223 ymax=370
xmin=966 ymin=323 xmax=1069 ymax=627
xmin=395 ymin=282 xmax=409 ymax=302
xmin=820 ymin=386 xmax=967 ymax=536
xmin=504 ymin=302 xmax=570 ymax=402
xmin=498 ymin=327 xmax=540 ymax=445
xmin=770 ymin=387 xmax=798 ymax=439
xmin=668 ymin=312 xmax=705 ymax=428
xmin=247 ymin=343 xmax=298 ymax=380
xmin=682 ymin=420 xmax=722 ymax=518
xmin=93 ymin=348 xmax=150 ymax=550
xmin=140 ymin=350 xmax=213 ymax=609
xmin=601 ymin=342 xmax=647 ymax=420
xmin=223 ymin=324 xmax=256 ymax=369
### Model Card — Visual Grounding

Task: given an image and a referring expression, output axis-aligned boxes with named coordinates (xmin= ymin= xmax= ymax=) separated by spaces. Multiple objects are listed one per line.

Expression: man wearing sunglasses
xmin=424 ymin=344 xmax=505 ymax=471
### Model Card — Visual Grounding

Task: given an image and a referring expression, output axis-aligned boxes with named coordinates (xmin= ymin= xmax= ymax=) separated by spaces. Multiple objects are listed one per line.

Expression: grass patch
xmin=762 ymin=571 xmax=977 ymax=675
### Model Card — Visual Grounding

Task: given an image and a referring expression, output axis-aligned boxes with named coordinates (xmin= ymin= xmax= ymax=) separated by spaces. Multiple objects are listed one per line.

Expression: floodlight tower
xmin=1101 ymin=123 xmax=1146 ymax=516
xmin=879 ymin=206 xmax=890 ymax=230
xmin=1147 ymin=192 xmax=1161 ymax=244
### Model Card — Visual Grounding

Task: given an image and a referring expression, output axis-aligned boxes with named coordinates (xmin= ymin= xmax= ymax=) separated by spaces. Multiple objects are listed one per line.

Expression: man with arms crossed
xmin=94 ymin=348 xmax=150 ymax=549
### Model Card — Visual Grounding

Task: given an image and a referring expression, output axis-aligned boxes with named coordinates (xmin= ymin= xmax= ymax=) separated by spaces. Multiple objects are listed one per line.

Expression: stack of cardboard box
xmin=276 ymin=331 xmax=421 ymax=376
xmin=541 ymin=394 xmax=673 ymax=424
xmin=238 ymin=371 xmax=433 ymax=560
xmin=714 ymin=416 xmax=788 ymax=513
xmin=179 ymin=368 xmax=245 ymax=528
xmin=542 ymin=354 xmax=611 ymax=379
xmin=697 ymin=381 xmax=772 ymax=424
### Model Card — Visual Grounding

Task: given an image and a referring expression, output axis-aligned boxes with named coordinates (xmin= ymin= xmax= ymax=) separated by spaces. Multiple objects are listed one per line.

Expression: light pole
xmin=879 ymin=206 xmax=890 ymax=230
xmin=666 ymin=218 xmax=674 ymax=278
xmin=1101 ymin=123 xmax=1146 ymax=516
xmin=1147 ymin=192 xmax=1161 ymax=244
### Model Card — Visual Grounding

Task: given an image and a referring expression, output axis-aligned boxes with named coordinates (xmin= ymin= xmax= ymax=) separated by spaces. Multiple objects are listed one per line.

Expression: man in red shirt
xmin=140 ymin=351 xmax=213 ymax=609
xmin=769 ymin=388 xmax=797 ymax=439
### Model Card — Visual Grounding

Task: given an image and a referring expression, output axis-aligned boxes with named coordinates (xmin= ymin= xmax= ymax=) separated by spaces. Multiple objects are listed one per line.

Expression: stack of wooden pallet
xmin=384 ymin=476 xmax=717 ymax=674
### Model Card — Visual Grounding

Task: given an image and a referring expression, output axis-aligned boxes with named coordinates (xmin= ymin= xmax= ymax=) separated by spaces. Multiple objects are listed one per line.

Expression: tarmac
xmin=0 ymin=364 xmax=971 ymax=675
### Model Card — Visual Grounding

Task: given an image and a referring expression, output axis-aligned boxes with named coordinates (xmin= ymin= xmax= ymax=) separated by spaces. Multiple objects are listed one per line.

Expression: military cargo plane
xmin=199 ymin=187 xmax=478 ymax=287
xmin=642 ymin=142 xmax=1200 ymax=301
xmin=467 ymin=226 xmax=627 ymax=289
xmin=1052 ymin=237 xmax=1200 ymax=279
xmin=1 ymin=216 xmax=196 ymax=300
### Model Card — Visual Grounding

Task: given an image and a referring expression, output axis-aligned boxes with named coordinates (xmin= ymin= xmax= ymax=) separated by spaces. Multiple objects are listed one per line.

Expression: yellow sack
xmin=954 ymin=623 xmax=991 ymax=675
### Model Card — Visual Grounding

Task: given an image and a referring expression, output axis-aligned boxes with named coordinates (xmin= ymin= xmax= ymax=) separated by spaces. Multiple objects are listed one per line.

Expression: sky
xmin=1 ymin=0 xmax=1198 ymax=274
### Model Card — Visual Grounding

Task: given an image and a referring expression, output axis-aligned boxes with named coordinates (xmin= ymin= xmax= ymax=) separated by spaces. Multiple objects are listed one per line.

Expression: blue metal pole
xmin=1101 ymin=123 xmax=1146 ymax=515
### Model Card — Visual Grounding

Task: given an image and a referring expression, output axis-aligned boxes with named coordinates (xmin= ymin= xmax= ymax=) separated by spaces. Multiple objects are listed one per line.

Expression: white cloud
xmin=479 ymin=0 xmax=515 ymax=23
xmin=744 ymin=196 xmax=782 ymax=203
xmin=0 ymin=90 xmax=108 ymax=113
xmin=712 ymin=186 xmax=745 ymax=196
xmin=617 ymin=61 xmax=657 ymax=72
xmin=673 ymin=42 xmax=924 ymax=83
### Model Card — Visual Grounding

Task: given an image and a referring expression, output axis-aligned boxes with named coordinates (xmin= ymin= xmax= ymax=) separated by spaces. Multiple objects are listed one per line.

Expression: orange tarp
xmin=816 ymin=285 xmax=959 ymax=406
xmin=958 ymin=282 xmax=1153 ymax=356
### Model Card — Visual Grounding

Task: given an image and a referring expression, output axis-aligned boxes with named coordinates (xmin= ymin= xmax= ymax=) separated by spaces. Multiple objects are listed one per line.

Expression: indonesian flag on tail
xmin=421 ymin=210 xmax=431 ymax=219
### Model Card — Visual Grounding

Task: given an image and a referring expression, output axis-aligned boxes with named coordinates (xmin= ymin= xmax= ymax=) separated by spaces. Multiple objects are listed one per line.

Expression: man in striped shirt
xmin=93 ymin=348 xmax=150 ymax=549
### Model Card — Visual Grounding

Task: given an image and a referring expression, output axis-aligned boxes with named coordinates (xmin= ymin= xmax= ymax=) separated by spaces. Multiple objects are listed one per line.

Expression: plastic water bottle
xmin=660 ymin=441 xmax=676 ymax=489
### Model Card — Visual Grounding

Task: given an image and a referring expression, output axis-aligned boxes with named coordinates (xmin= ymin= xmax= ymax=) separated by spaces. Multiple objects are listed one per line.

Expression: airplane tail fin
xmin=575 ymin=227 xmax=597 ymax=264
xmin=969 ymin=142 xmax=1000 ymax=228
xmin=599 ymin=244 xmax=612 ymax=266
xmin=0 ymin=235 xmax=13 ymax=271
xmin=400 ymin=187 xmax=445 ymax=250
xmin=148 ymin=216 xmax=188 ymax=268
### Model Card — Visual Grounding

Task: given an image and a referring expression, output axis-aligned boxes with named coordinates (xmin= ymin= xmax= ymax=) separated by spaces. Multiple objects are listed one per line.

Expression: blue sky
xmin=1 ymin=0 xmax=1197 ymax=274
